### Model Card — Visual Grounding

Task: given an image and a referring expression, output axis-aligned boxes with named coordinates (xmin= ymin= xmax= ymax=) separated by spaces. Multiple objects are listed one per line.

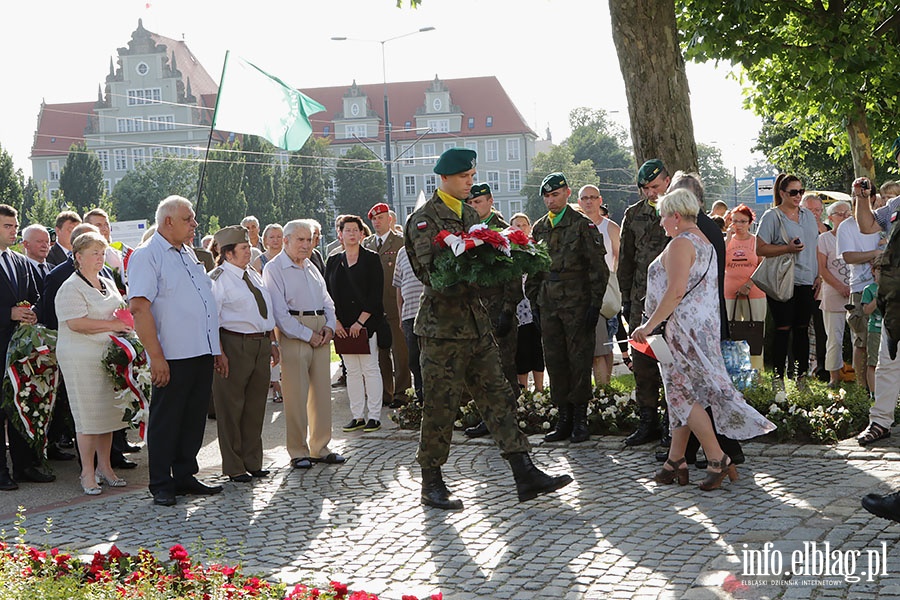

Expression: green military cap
xmin=434 ymin=147 xmax=477 ymax=175
xmin=540 ymin=172 xmax=568 ymax=194
xmin=213 ymin=225 xmax=249 ymax=248
xmin=891 ymin=136 xmax=900 ymax=160
xmin=637 ymin=159 xmax=665 ymax=186
xmin=469 ymin=183 xmax=492 ymax=199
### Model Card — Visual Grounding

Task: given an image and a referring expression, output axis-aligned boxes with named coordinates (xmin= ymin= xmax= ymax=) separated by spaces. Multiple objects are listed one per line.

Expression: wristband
xmin=271 ymin=341 xmax=279 ymax=347
xmin=356 ymin=320 xmax=364 ymax=327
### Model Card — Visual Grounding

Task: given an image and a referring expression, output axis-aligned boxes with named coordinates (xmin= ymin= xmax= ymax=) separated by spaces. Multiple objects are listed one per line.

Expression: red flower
xmin=505 ymin=228 xmax=530 ymax=247
xmin=330 ymin=580 xmax=349 ymax=597
xmin=431 ymin=594 xmax=443 ymax=600
xmin=168 ymin=544 xmax=189 ymax=562
xmin=402 ymin=596 xmax=419 ymax=600
xmin=468 ymin=227 xmax=507 ymax=250
xmin=113 ymin=308 xmax=135 ymax=329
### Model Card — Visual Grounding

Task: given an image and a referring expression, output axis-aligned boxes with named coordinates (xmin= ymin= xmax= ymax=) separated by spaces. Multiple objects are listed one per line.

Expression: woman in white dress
xmin=56 ymin=231 xmax=132 ymax=495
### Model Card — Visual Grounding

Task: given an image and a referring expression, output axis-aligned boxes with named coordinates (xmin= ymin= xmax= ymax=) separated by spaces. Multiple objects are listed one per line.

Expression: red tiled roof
xmin=149 ymin=33 xmax=218 ymax=97
xmin=30 ymin=101 xmax=94 ymax=159
xmin=300 ymin=76 xmax=536 ymax=142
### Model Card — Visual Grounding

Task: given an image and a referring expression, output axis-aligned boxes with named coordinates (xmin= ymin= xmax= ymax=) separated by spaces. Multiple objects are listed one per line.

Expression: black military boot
xmin=625 ymin=406 xmax=661 ymax=446
xmin=507 ymin=453 xmax=574 ymax=502
xmin=420 ymin=468 xmax=463 ymax=510
xmin=570 ymin=403 xmax=590 ymax=443
xmin=543 ymin=403 xmax=573 ymax=442
xmin=464 ymin=421 xmax=490 ymax=438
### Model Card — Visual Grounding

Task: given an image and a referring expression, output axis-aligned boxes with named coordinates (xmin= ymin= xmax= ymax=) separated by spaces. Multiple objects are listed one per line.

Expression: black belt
xmin=221 ymin=328 xmax=270 ymax=339
xmin=289 ymin=309 xmax=325 ymax=316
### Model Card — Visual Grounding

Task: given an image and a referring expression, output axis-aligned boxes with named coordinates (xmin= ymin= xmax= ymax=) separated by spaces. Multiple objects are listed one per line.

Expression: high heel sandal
xmin=654 ymin=457 xmax=689 ymax=485
xmin=80 ymin=476 xmax=101 ymax=495
xmin=96 ymin=472 xmax=127 ymax=487
xmin=698 ymin=455 xmax=738 ymax=491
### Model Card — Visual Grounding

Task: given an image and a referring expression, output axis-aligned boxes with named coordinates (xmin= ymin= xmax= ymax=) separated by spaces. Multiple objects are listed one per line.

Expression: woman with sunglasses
xmin=755 ymin=173 xmax=820 ymax=381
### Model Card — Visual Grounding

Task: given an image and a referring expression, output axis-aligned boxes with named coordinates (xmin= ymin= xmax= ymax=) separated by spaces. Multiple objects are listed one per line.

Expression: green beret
xmin=434 ymin=147 xmax=477 ymax=175
xmin=891 ymin=136 xmax=900 ymax=160
xmin=637 ymin=159 xmax=665 ymax=186
xmin=540 ymin=172 xmax=568 ymax=194
xmin=469 ymin=183 xmax=492 ymax=199
xmin=213 ymin=225 xmax=249 ymax=248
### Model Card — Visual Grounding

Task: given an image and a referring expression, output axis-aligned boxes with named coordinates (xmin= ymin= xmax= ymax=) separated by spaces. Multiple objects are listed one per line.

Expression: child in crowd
xmin=861 ymin=260 xmax=883 ymax=398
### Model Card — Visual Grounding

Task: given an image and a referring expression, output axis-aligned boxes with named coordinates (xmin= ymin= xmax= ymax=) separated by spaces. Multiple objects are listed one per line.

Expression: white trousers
xmin=344 ymin=333 xmax=383 ymax=421
xmin=871 ymin=332 xmax=900 ymax=428
xmin=822 ymin=310 xmax=847 ymax=372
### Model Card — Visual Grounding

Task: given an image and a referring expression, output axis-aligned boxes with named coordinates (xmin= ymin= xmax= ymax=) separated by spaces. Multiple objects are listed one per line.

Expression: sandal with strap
xmin=654 ymin=457 xmax=688 ymax=485
xmin=699 ymin=455 xmax=738 ymax=491
xmin=622 ymin=354 xmax=634 ymax=372
xmin=858 ymin=422 xmax=891 ymax=447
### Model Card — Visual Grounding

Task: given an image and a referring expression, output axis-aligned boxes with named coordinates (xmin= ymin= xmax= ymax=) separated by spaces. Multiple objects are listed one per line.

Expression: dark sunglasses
xmin=785 ymin=188 xmax=806 ymax=197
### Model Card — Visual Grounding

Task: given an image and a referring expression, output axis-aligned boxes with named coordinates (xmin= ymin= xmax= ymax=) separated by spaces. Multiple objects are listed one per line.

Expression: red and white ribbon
xmin=110 ymin=335 xmax=149 ymax=439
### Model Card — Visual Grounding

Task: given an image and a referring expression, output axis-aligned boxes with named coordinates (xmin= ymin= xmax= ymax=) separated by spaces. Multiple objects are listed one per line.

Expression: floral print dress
xmin=645 ymin=231 xmax=776 ymax=438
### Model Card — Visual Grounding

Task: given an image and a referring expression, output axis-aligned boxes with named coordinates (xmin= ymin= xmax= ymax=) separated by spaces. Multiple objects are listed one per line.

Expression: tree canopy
xmin=0 ymin=143 xmax=23 ymax=214
xmin=112 ymin=156 xmax=199 ymax=222
xmin=521 ymin=145 xmax=596 ymax=221
xmin=58 ymin=142 xmax=103 ymax=215
xmin=334 ymin=145 xmax=385 ymax=221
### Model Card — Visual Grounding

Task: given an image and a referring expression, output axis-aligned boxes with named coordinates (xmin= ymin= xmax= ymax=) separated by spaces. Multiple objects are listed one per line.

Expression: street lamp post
xmin=331 ymin=27 xmax=435 ymax=211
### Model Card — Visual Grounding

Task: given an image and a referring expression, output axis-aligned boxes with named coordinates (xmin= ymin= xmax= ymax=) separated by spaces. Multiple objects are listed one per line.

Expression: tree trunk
xmin=608 ymin=0 xmax=698 ymax=175
xmin=846 ymin=101 xmax=876 ymax=181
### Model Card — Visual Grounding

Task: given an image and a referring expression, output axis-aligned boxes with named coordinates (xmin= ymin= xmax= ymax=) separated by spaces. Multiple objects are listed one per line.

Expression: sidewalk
xmin=2 ymin=363 xmax=900 ymax=599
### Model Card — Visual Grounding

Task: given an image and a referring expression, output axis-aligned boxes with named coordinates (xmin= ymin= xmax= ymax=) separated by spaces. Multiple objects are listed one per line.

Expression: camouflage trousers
xmin=417 ymin=335 xmax=531 ymax=469
xmin=626 ymin=300 xmax=662 ymax=409
xmin=540 ymin=305 xmax=593 ymax=406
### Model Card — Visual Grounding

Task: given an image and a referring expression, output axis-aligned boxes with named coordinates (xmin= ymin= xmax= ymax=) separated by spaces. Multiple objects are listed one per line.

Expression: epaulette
xmin=209 ymin=267 xmax=224 ymax=281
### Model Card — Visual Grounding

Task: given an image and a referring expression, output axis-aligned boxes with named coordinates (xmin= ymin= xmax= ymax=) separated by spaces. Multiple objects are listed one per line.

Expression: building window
xmin=485 ymin=140 xmax=499 ymax=162
xmin=509 ymin=200 xmax=522 ymax=215
xmin=345 ymin=124 xmax=367 ymax=139
xmin=465 ymin=141 xmax=477 ymax=153
xmin=486 ymin=116 xmax=493 ymax=127
xmin=117 ymin=118 xmax=144 ymax=133
xmin=323 ymin=125 xmax=330 ymax=136
xmin=443 ymin=142 xmax=455 ymax=154
xmin=486 ymin=171 xmax=500 ymax=193
xmin=96 ymin=150 xmax=110 ymax=171
xmin=404 ymin=175 xmax=416 ymax=197
xmin=135 ymin=62 xmax=149 ymax=76
xmin=48 ymin=161 xmax=60 ymax=182
xmin=404 ymin=121 xmax=412 ymax=131
xmin=405 ymin=205 xmax=414 ymax=217
xmin=127 ymin=88 xmax=162 ymax=105
xmin=400 ymin=144 xmax=414 ymax=166
xmin=132 ymin=148 xmax=146 ymax=166
xmin=422 ymin=143 xmax=436 ymax=164
xmin=114 ymin=149 xmax=128 ymax=171
xmin=147 ymin=115 xmax=175 ymax=131
xmin=506 ymin=138 xmax=520 ymax=162
xmin=467 ymin=117 xmax=475 ymax=129
xmin=424 ymin=174 xmax=437 ymax=195
xmin=427 ymin=119 xmax=449 ymax=133
xmin=508 ymin=169 xmax=522 ymax=192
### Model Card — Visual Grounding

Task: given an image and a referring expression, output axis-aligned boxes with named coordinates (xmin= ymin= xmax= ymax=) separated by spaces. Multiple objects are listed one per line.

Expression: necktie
xmin=39 ymin=263 xmax=48 ymax=277
xmin=376 ymin=237 xmax=383 ymax=251
xmin=2 ymin=252 xmax=16 ymax=288
xmin=243 ymin=271 xmax=268 ymax=319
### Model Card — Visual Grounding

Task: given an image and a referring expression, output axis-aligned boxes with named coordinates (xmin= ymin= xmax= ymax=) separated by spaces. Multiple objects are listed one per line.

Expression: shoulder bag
xmin=728 ymin=294 xmax=764 ymax=355
xmin=600 ymin=271 xmax=622 ymax=319
xmin=750 ymin=210 xmax=795 ymax=302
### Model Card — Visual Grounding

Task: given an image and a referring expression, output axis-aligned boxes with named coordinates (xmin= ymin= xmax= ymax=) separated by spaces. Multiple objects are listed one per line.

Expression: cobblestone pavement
xmin=2 ymin=387 xmax=900 ymax=598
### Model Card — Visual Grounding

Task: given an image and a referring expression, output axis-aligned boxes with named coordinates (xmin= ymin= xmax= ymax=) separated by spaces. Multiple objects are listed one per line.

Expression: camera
xmin=793 ymin=238 xmax=802 ymax=246
xmin=861 ymin=180 xmax=870 ymax=190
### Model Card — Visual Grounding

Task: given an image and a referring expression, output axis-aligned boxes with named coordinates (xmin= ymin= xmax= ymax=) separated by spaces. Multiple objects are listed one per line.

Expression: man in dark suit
xmin=363 ymin=203 xmax=410 ymax=408
xmin=46 ymin=211 xmax=81 ymax=267
xmin=0 ymin=205 xmax=54 ymax=489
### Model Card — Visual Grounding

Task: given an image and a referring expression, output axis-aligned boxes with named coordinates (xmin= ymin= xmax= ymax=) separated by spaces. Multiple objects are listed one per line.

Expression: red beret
xmin=367 ymin=203 xmax=390 ymax=220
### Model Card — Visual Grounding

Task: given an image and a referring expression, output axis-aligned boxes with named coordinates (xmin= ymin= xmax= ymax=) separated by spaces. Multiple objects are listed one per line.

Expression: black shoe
xmin=153 ymin=492 xmax=176 ymax=506
xmin=728 ymin=450 xmax=745 ymax=465
xmin=58 ymin=437 xmax=75 ymax=449
xmin=421 ymin=467 xmax=463 ymax=510
xmin=507 ymin=453 xmax=573 ymax=502
xmin=464 ymin=421 xmax=490 ymax=438
xmin=229 ymin=473 xmax=252 ymax=483
xmin=862 ymin=491 xmax=900 ymax=523
xmin=112 ymin=457 xmax=138 ymax=469
xmin=331 ymin=375 xmax=346 ymax=388
xmin=291 ymin=457 xmax=313 ymax=469
xmin=387 ymin=398 xmax=406 ymax=409
xmin=544 ymin=404 xmax=574 ymax=442
xmin=0 ymin=471 xmax=18 ymax=491
xmin=363 ymin=419 xmax=381 ymax=432
xmin=175 ymin=478 xmax=223 ymax=496
xmin=624 ymin=407 xmax=661 ymax=447
xmin=123 ymin=443 xmax=142 ymax=454
xmin=249 ymin=469 xmax=270 ymax=478
xmin=570 ymin=403 xmax=590 ymax=443
xmin=48 ymin=445 xmax=76 ymax=461
xmin=15 ymin=467 xmax=55 ymax=483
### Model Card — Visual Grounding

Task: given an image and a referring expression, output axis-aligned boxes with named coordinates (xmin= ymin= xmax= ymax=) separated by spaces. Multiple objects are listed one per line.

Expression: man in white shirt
xmin=263 ymin=219 xmax=344 ymax=469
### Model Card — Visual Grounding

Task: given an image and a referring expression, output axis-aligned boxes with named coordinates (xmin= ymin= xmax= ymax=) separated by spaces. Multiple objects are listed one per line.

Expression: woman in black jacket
xmin=325 ymin=215 xmax=385 ymax=433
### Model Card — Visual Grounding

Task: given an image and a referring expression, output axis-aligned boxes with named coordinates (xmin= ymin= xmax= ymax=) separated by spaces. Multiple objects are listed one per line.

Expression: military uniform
xmin=528 ymin=196 xmax=608 ymax=437
xmin=405 ymin=196 xmax=530 ymax=468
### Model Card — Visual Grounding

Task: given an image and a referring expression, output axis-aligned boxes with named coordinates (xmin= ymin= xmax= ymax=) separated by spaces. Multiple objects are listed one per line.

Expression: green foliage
xmin=564 ymin=108 xmax=635 ymax=222
xmin=20 ymin=177 xmax=40 ymax=226
xmin=0 ymin=143 xmax=23 ymax=213
xmin=334 ymin=145 xmax=385 ymax=220
xmin=58 ymin=143 xmax=103 ymax=215
xmin=677 ymin=0 xmax=900 ymax=179
xmin=112 ymin=156 xmax=198 ymax=222
xmin=696 ymin=143 xmax=734 ymax=207
xmin=200 ymin=141 xmax=246 ymax=232
xmin=521 ymin=145 xmax=597 ymax=220
xmin=280 ymin=136 xmax=333 ymax=226
xmin=25 ymin=182 xmax=60 ymax=228
xmin=241 ymin=135 xmax=280 ymax=228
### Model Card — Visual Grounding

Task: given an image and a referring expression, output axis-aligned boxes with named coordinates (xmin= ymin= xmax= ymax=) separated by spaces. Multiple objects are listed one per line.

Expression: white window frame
xmin=509 ymin=200 xmax=523 ymax=215
xmin=506 ymin=138 xmax=521 ymax=162
xmin=405 ymin=205 xmax=414 ymax=217
xmin=443 ymin=142 xmax=455 ymax=154
xmin=404 ymin=175 xmax=416 ymax=197
xmin=127 ymin=88 xmax=162 ymax=106
xmin=96 ymin=150 xmax=110 ymax=171
xmin=48 ymin=161 xmax=60 ymax=182
xmin=465 ymin=141 xmax=477 ymax=153
xmin=422 ymin=143 xmax=436 ymax=165
xmin=424 ymin=174 xmax=437 ymax=195
xmin=114 ymin=149 xmax=128 ymax=171
xmin=147 ymin=115 xmax=175 ymax=131
xmin=486 ymin=171 xmax=500 ymax=193
xmin=508 ymin=169 xmax=522 ymax=192
xmin=400 ymin=144 xmax=414 ymax=166
xmin=428 ymin=119 xmax=450 ymax=133
xmin=345 ymin=124 xmax=367 ymax=139
xmin=103 ymin=179 xmax=111 ymax=196
xmin=132 ymin=147 xmax=146 ymax=166
xmin=485 ymin=140 xmax=499 ymax=162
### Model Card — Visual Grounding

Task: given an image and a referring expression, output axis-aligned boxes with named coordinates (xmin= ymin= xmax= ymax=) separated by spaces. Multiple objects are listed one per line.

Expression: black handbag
xmin=728 ymin=294 xmax=764 ymax=355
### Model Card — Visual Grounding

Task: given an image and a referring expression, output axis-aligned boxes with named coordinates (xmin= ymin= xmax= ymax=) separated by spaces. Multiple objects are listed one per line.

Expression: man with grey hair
xmin=241 ymin=216 xmax=264 ymax=251
xmin=20 ymin=224 xmax=52 ymax=283
xmin=263 ymin=219 xmax=343 ymax=469
xmin=128 ymin=195 xmax=225 ymax=506
xmin=301 ymin=219 xmax=326 ymax=274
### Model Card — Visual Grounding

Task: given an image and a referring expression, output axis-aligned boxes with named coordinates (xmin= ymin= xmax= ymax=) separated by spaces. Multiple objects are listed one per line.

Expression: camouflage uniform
xmin=619 ymin=197 xmax=669 ymax=409
xmin=527 ymin=206 xmax=608 ymax=408
xmin=405 ymin=194 xmax=531 ymax=468
xmin=479 ymin=211 xmax=521 ymax=396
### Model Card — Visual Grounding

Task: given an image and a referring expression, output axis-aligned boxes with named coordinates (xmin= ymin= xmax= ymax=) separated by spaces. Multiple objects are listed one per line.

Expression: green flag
xmin=212 ymin=51 xmax=325 ymax=151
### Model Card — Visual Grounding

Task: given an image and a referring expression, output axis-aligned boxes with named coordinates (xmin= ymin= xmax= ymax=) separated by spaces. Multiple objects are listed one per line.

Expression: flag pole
xmin=193 ymin=50 xmax=230 ymax=244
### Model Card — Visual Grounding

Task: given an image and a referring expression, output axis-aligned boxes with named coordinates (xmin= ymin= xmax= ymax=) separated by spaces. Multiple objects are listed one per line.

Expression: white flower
xmin=519 ymin=420 xmax=527 ymax=428
xmin=549 ymin=407 xmax=558 ymax=417
xmin=541 ymin=422 xmax=551 ymax=430
xmin=454 ymin=421 xmax=462 ymax=428
xmin=768 ymin=403 xmax=781 ymax=414
xmin=774 ymin=391 xmax=787 ymax=404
